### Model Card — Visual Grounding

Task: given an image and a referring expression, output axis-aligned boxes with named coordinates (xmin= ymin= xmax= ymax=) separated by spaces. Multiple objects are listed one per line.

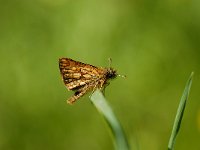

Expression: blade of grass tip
xmin=168 ymin=72 xmax=194 ymax=150
xmin=90 ymin=89 xmax=130 ymax=150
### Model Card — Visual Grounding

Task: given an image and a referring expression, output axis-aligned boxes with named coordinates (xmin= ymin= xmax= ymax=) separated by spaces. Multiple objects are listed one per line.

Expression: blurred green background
xmin=0 ymin=0 xmax=200 ymax=150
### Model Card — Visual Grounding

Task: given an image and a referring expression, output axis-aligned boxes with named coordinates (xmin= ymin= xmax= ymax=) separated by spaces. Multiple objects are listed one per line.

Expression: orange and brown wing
xmin=59 ymin=58 xmax=105 ymax=90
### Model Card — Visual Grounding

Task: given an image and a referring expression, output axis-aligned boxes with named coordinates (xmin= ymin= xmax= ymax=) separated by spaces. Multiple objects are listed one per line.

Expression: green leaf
xmin=168 ymin=72 xmax=194 ymax=150
xmin=90 ymin=89 xmax=130 ymax=150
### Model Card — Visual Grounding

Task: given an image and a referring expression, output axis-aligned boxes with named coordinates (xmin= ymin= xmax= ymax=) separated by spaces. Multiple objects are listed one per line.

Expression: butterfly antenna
xmin=108 ymin=58 xmax=112 ymax=68
xmin=118 ymin=74 xmax=126 ymax=78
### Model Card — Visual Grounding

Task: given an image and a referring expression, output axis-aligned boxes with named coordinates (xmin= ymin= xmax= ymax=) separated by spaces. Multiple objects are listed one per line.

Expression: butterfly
xmin=59 ymin=58 xmax=124 ymax=104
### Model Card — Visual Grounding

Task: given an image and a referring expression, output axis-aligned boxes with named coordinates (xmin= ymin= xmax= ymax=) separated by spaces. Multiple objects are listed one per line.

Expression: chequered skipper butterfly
xmin=59 ymin=58 xmax=124 ymax=104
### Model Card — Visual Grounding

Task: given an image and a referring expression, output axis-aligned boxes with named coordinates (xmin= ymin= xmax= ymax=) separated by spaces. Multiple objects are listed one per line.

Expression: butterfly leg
xmin=89 ymin=82 xmax=99 ymax=98
xmin=101 ymin=82 xmax=110 ymax=96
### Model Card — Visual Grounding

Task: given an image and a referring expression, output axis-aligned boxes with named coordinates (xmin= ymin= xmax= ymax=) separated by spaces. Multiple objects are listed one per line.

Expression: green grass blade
xmin=168 ymin=72 xmax=194 ymax=150
xmin=90 ymin=89 xmax=130 ymax=150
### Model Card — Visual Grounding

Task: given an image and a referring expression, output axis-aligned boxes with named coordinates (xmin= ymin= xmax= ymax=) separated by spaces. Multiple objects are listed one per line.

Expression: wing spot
xmin=83 ymin=74 xmax=91 ymax=78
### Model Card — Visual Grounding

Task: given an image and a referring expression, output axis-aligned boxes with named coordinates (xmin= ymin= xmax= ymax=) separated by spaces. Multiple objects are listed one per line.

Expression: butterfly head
xmin=106 ymin=58 xmax=126 ymax=79
xmin=106 ymin=68 xmax=118 ymax=79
